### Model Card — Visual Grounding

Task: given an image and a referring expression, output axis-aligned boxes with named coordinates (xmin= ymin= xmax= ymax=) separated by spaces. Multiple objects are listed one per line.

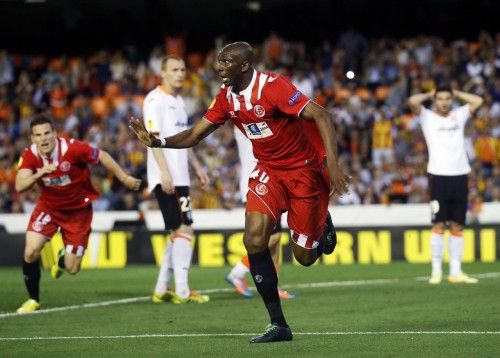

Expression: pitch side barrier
xmin=0 ymin=204 xmax=498 ymax=267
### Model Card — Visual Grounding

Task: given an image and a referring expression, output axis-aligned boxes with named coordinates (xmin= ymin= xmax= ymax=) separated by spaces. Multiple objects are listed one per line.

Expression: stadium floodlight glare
xmin=346 ymin=71 xmax=355 ymax=80
xmin=246 ymin=1 xmax=261 ymax=12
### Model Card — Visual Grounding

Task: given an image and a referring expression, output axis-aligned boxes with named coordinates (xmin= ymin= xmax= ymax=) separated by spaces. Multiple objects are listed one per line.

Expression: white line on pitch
xmin=1 ymin=331 xmax=499 ymax=341
xmin=1 ymin=272 xmax=498 ymax=319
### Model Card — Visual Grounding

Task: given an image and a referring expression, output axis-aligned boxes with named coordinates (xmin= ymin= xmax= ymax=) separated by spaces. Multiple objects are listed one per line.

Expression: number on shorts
xmin=250 ymin=169 xmax=270 ymax=184
xmin=179 ymin=196 xmax=192 ymax=212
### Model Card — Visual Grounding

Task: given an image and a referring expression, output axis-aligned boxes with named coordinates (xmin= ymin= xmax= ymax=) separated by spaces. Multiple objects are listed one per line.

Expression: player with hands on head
xmin=408 ymin=85 xmax=483 ymax=285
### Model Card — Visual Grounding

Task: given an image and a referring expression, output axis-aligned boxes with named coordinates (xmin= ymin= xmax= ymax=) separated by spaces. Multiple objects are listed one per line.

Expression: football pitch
xmin=1 ymin=262 xmax=499 ymax=357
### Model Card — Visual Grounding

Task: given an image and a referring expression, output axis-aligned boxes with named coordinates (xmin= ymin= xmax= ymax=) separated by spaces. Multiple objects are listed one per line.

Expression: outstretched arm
xmin=188 ymin=148 xmax=210 ymax=188
xmin=301 ymin=101 xmax=349 ymax=196
xmin=129 ymin=117 xmax=218 ymax=148
xmin=453 ymin=89 xmax=483 ymax=114
xmin=98 ymin=150 xmax=141 ymax=190
xmin=408 ymin=90 xmax=434 ymax=116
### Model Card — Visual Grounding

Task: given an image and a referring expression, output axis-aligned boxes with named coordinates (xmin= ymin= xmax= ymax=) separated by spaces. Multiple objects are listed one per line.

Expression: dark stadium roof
xmin=1 ymin=0 xmax=499 ymax=54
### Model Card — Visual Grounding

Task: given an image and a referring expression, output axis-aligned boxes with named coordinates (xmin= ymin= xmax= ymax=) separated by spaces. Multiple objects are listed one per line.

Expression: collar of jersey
xmin=228 ymin=69 xmax=257 ymax=97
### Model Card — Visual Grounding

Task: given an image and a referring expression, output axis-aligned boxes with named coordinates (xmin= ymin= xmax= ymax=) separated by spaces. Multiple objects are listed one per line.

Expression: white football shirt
xmin=417 ymin=104 xmax=471 ymax=175
xmin=143 ymin=87 xmax=190 ymax=191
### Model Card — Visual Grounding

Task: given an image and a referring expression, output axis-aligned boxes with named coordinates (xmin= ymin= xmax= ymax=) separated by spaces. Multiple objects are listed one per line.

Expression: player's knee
xmin=432 ymin=223 xmax=446 ymax=234
xmin=450 ymin=222 xmax=463 ymax=236
xmin=243 ymin=233 xmax=268 ymax=253
xmin=66 ymin=264 xmax=80 ymax=275
xmin=24 ymin=249 xmax=40 ymax=263
xmin=295 ymin=256 xmax=315 ymax=267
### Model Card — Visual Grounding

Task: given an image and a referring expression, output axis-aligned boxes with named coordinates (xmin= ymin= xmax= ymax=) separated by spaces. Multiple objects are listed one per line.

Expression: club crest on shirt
xmin=60 ymin=161 xmax=71 ymax=172
xmin=253 ymin=105 xmax=266 ymax=118
xmin=255 ymin=183 xmax=268 ymax=196
xmin=243 ymin=122 xmax=273 ymax=139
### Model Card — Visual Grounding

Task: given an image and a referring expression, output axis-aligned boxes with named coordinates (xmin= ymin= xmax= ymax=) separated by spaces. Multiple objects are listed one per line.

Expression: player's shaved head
xmin=221 ymin=42 xmax=254 ymax=65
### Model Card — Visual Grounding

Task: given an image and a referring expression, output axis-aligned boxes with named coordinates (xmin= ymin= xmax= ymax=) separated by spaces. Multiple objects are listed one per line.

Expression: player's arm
xmin=98 ymin=150 xmax=141 ymax=190
xmin=129 ymin=117 xmax=218 ymax=148
xmin=408 ymin=90 xmax=434 ymax=116
xmin=301 ymin=101 xmax=348 ymax=196
xmin=15 ymin=165 xmax=56 ymax=192
xmin=452 ymin=89 xmax=483 ymax=114
xmin=151 ymin=147 xmax=175 ymax=194
xmin=188 ymin=148 xmax=209 ymax=188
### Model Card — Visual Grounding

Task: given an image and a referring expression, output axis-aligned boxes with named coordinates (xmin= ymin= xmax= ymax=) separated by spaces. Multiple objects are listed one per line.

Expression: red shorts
xmin=27 ymin=202 xmax=93 ymax=256
xmin=246 ymin=162 xmax=330 ymax=249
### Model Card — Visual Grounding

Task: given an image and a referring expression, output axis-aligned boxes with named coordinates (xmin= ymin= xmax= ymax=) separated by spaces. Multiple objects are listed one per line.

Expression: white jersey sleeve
xmin=143 ymin=92 xmax=161 ymax=134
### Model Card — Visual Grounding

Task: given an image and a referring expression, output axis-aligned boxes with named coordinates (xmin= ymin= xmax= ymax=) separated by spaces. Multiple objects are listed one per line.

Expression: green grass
xmin=1 ymin=262 xmax=499 ymax=357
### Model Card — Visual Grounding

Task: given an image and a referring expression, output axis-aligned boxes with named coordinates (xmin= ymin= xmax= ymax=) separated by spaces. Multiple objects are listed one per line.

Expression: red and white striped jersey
xmin=204 ymin=70 xmax=325 ymax=169
xmin=18 ymin=137 xmax=100 ymax=210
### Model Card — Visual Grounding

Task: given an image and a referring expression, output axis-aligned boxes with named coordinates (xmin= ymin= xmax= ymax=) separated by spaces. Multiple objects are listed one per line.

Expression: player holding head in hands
xmin=16 ymin=114 xmax=141 ymax=314
xmin=144 ymin=55 xmax=210 ymax=304
xmin=130 ymin=42 xmax=348 ymax=343
xmin=408 ymin=85 xmax=483 ymax=285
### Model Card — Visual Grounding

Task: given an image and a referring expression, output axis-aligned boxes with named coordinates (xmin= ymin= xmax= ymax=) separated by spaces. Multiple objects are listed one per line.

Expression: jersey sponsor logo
xmin=60 ymin=161 xmax=71 ymax=172
xmin=437 ymin=124 xmax=459 ymax=132
xmin=243 ymin=122 xmax=273 ymax=139
xmin=42 ymin=175 xmax=71 ymax=187
xmin=288 ymin=91 xmax=302 ymax=105
xmin=175 ymin=121 xmax=189 ymax=128
xmin=255 ymin=183 xmax=268 ymax=196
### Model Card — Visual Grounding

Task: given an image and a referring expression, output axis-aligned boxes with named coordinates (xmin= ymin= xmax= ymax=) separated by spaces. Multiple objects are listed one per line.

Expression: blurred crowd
xmin=0 ymin=31 xmax=499 ymax=222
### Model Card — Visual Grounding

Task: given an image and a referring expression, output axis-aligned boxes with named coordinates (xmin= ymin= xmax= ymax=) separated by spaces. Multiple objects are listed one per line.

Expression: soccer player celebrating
xmin=15 ymin=115 xmax=141 ymax=314
xmin=408 ymin=85 xmax=483 ymax=284
xmin=130 ymin=42 xmax=348 ymax=343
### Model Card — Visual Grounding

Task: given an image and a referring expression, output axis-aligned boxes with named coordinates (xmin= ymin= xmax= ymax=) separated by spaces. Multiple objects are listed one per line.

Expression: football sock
xmin=154 ymin=240 xmax=173 ymax=294
xmin=229 ymin=259 xmax=250 ymax=279
xmin=22 ymin=260 xmax=40 ymax=302
xmin=248 ymin=248 xmax=287 ymax=327
xmin=448 ymin=234 xmax=464 ymax=277
xmin=172 ymin=234 xmax=193 ymax=299
xmin=430 ymin=232 xmax=444 ymax=275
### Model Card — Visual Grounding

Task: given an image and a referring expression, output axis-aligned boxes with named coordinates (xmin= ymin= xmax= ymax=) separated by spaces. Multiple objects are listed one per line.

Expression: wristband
xmin=153 ymin=138 xmax=165 ymax=147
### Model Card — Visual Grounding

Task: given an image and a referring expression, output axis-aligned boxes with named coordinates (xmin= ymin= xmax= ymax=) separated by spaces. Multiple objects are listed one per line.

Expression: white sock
xmin=229 ymin=261 xmax=250 ymax=279
xmin=430 ymin=232 xmax=444 ymax=275
xmin=154 ymin=240 xmax=173 ymax=294
xmin=448 ymin=234 xmax=464 ymax=277
xmin=172 ymin=234 xmax=193 ymax=299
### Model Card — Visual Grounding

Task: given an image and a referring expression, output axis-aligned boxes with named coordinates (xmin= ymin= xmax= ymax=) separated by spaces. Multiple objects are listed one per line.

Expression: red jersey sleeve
xmin=203 ymin=88 xmax=229 ymax=126
xmin=70 ymin=140 xmax=100 ymax=164
xmin=266 ymin=75 xmax=310 ymax=117
xmin=18 ymin=149 xmax=37 ymax=171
